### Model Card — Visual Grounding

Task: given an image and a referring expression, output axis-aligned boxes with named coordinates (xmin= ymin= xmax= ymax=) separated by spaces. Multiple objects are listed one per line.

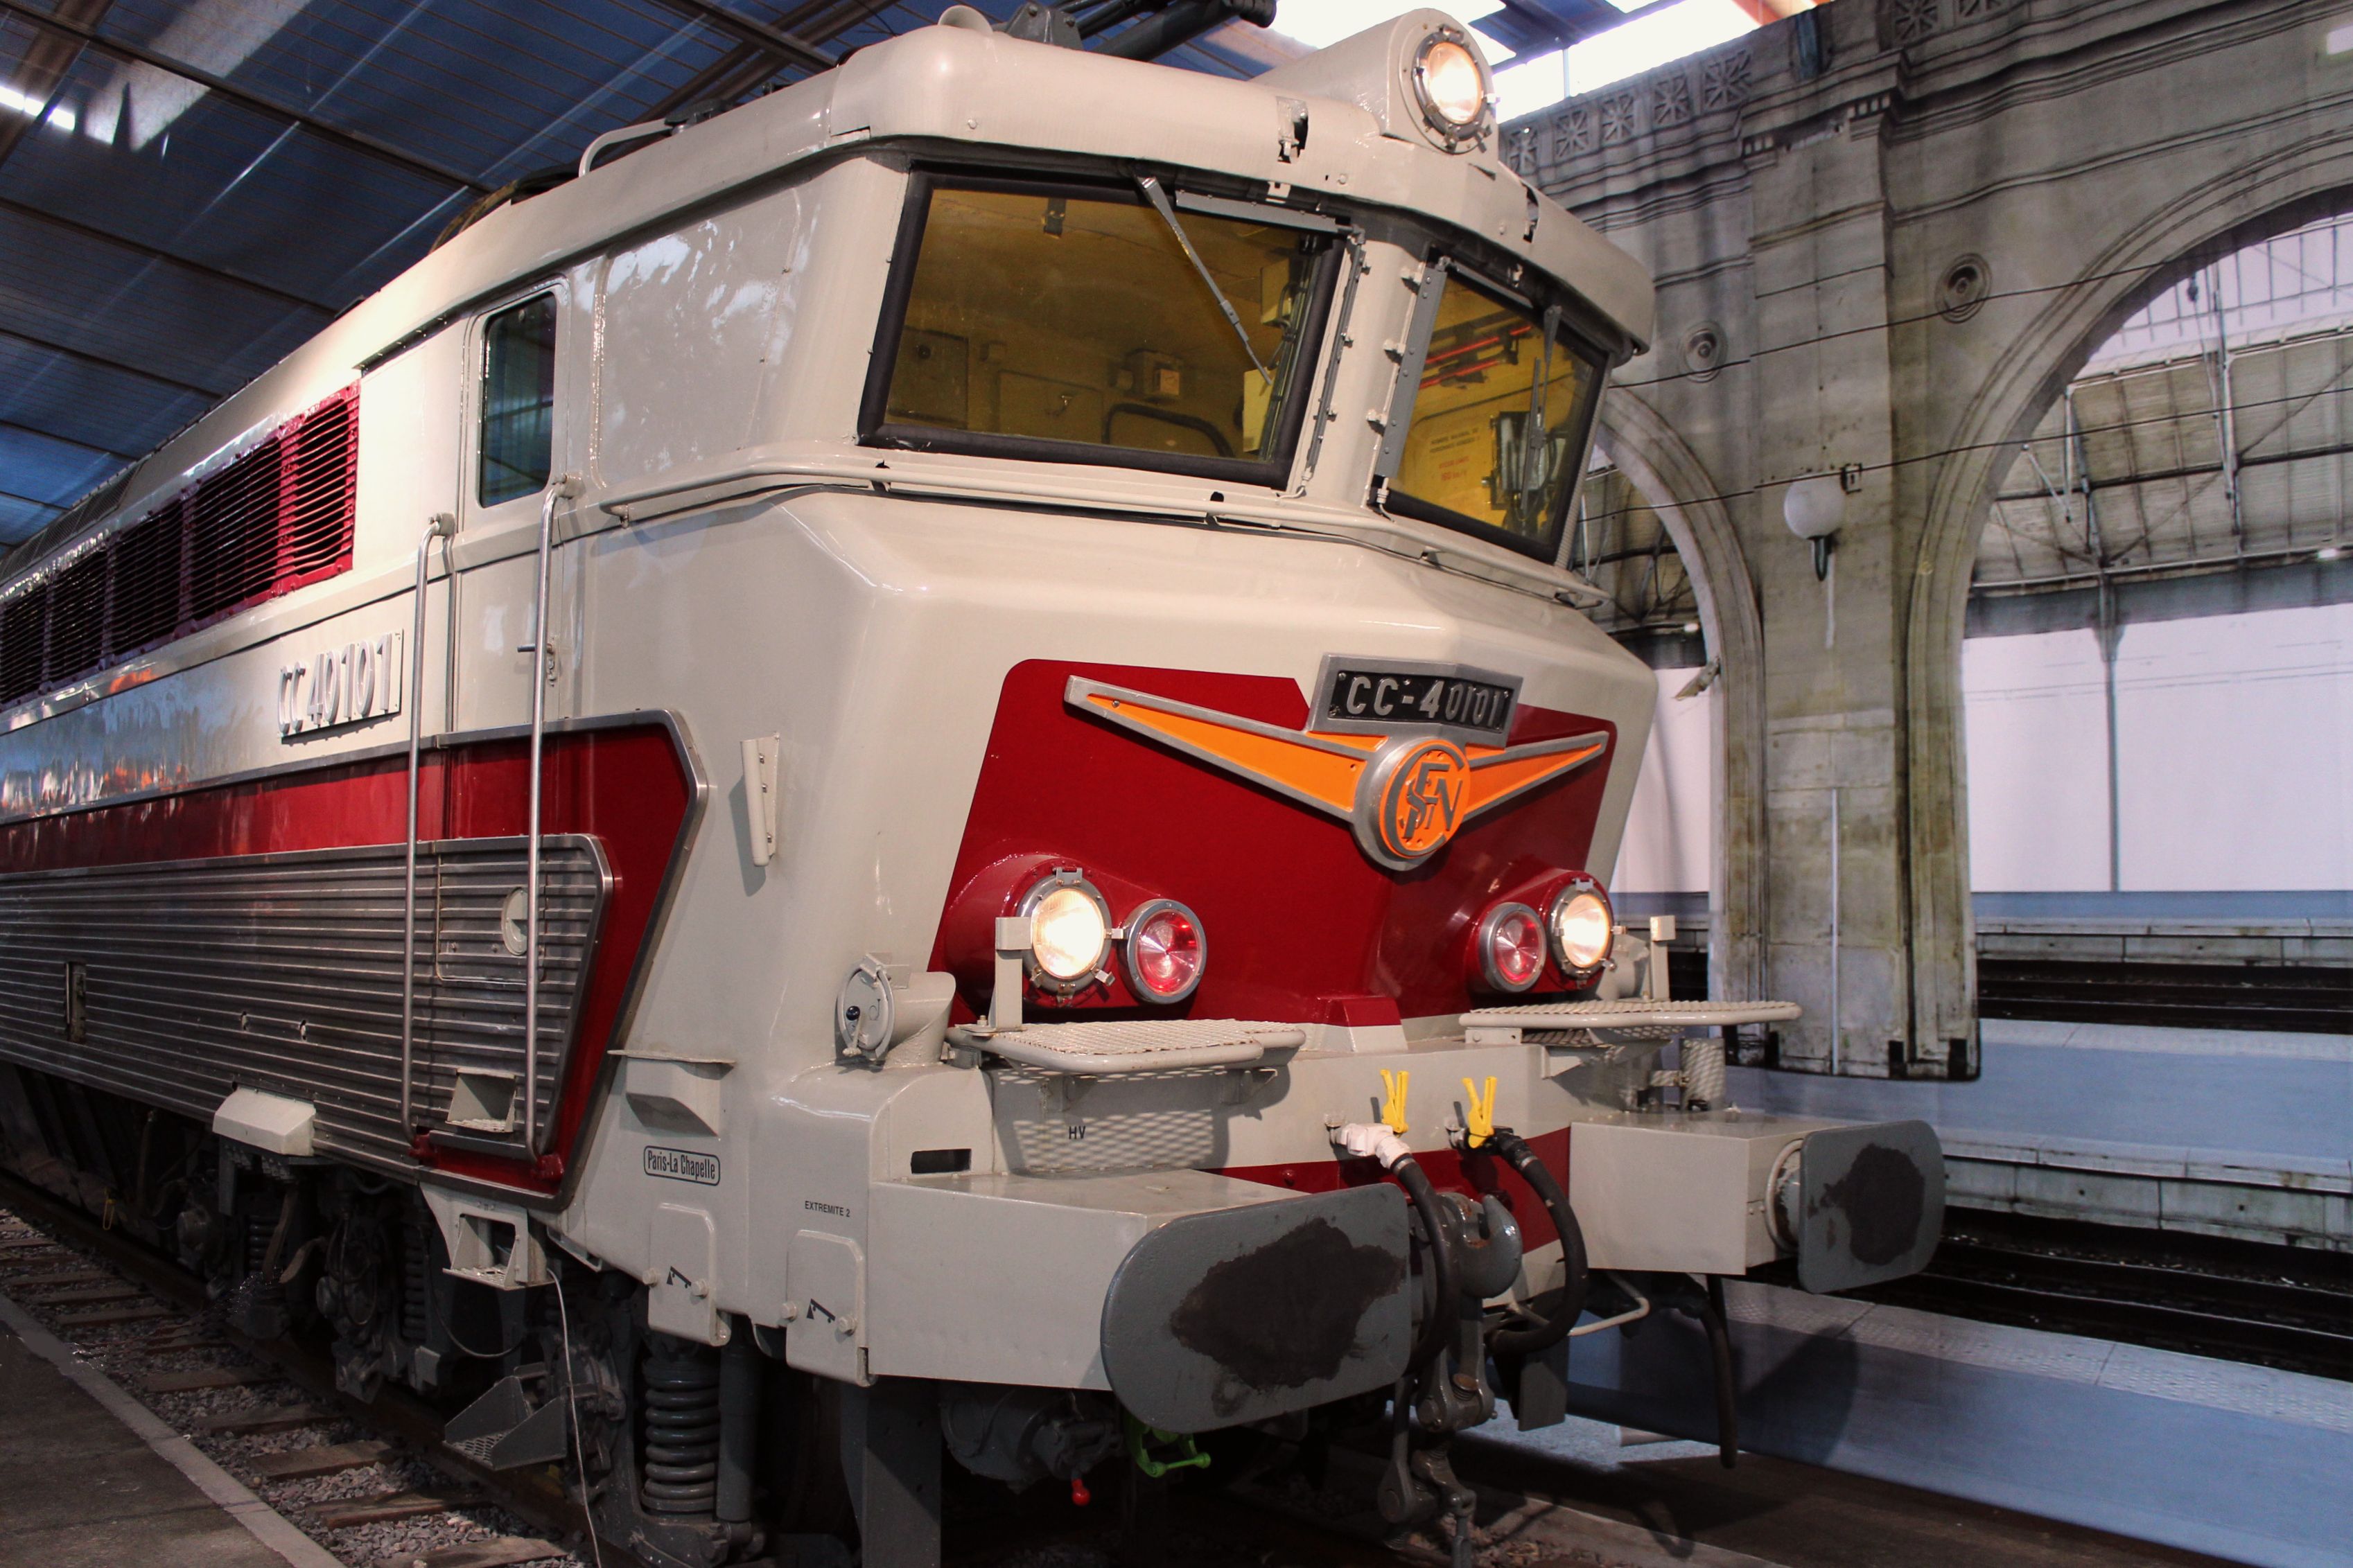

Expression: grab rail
xmin=399 ymin=511 xmax=455 ymax=1139
xmin=523 ymin=476 xmax=581 ymax=1155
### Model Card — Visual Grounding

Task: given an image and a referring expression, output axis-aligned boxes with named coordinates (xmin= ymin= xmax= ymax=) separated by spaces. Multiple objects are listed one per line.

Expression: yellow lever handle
xmin=1462 ymin=1075 xmax=1497 ymax=1149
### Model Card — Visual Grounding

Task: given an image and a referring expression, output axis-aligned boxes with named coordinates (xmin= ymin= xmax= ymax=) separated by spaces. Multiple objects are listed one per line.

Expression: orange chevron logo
xmin=1064 ymin=676 xmax=1609 ymax=870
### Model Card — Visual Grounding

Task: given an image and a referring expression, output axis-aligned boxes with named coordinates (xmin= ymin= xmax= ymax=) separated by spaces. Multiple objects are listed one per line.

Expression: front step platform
xmin=443 ymin=1373 xmax=569 ymax=1470
xmin=1461 ymin=997 xmax=1801 ymax=1041
xmin=952 ymin=1019 xmax=1305 ymax=1075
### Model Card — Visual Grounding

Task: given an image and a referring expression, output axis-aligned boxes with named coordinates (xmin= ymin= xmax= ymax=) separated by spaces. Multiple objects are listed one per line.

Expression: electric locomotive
xmin=0 ymin=10 xmax=1943 ymax=1565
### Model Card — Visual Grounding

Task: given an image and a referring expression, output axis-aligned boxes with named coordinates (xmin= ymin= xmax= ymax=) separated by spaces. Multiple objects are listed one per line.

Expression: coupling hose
xmin=1331 ymin=1124 xmax=1462 ymax=1374
xmin=1389 ymin=1156 xmax=1460 ymax=1373
xmin=1485 ymin=1128 xmax=1589 ymax=1357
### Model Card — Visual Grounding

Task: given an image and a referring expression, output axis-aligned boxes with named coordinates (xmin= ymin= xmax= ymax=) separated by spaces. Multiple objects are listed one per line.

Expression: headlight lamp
xmin=1476 ymin=901 xmax=1546 ymax=993
xmin=1548 ymin=884 xmax=1613 ymax=974
xmin=1123 ymin=898 xmax=1207 ymax=1004
xmin=1415 ymin=35 xmax=1489 ymax=138
xmin=1019 ymin=870 xmax=1111 ymax=992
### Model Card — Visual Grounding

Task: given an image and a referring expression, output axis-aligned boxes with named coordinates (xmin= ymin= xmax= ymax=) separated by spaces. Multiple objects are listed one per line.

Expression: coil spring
xmin=243 ymin=1204 xmax=274 ymax=1271
xmin=640 ymin=1338 xmax=721 ymax=1516
xmin=399 ymin=1214 xmax=430 ymax=1344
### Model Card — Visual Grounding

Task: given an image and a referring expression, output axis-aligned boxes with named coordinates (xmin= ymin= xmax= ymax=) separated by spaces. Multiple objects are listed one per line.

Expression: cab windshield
xmin=861 ymin=175 xmax=1339 ymax=484
xmin=1385 ymin=267 xmax=1604 ymax=562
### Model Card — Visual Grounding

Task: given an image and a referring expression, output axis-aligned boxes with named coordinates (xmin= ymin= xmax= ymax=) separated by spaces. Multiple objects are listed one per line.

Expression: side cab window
xmin=472 ymin=289 xmax=562 ymax=513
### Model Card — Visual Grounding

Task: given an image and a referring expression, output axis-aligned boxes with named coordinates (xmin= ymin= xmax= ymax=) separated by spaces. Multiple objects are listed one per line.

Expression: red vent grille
xmin=0 ymin=386 xmax=358 ymax=707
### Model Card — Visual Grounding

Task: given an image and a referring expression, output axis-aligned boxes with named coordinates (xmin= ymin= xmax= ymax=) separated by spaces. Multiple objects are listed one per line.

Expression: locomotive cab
xmin=0 ymin=9 xmax=1945 ymax=1567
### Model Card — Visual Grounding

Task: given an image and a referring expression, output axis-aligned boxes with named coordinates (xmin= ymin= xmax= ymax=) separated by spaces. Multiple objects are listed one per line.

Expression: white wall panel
xmin=1611 ymin=670 xmax=1713 ymax=893
xmin=1961 ymin=605 xmax=2353 ymax=892
xmin=1962 ymin=628 xmax=2112 ymax=892
xmin=2114 ymin=603 xmax=2352 ymax=890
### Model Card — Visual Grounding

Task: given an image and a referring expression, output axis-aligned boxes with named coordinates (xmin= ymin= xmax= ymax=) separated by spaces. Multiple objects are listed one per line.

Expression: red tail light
xmin=1123 ymin=898 xmax=1206 ymax=1003
xmin=1476 ymin=901 xmax=1546 ymax=992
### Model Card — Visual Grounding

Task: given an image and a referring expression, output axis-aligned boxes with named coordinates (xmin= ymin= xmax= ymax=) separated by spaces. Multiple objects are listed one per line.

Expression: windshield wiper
xmin=1519 ymin=303 xmax=1563 ymax=511
xmin=1135 ymin=175 xmax=1270 ymax=381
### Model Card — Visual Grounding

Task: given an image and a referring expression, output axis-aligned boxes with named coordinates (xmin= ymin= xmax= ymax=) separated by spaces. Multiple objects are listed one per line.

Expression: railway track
xmin=1855 ymin=1212 xmax=2353 ymax=1382
xmin=0 ymin=1168 xmax=1810 ymax=1568
xmin=0 ymin=1176 xmax=1469 ymax=1568
xmin=6 ymin=1170 xmax=2255 ymax=1568
xmin=0 ymin=1175 xmax=597 ymax=1568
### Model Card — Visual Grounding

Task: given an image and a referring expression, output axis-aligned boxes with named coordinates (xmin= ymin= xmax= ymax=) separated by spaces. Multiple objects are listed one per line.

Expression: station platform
xmin=1518 ymin=1274 xmax=2353 ymax=1568
xmin=1735 ymin=1016 xmax=2352 ymax=1247
xmin=0 ymin=1296 xmax=333 ymax=1568
xmin=1507 ymin=1014 xmax=2353 ymax=1567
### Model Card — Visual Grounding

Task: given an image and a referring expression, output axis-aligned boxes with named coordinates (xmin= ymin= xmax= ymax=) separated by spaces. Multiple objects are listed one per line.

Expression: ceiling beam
xmin=1993 ymin=439 xmax=2353 ymax=503
xmin=646 ymin=40 xmax=777 ymax=122
xmin=0 ymin=195 xmax=334 ymax=315
xmin=0 ymin=0 xmax=491 ymax=195
xmin=0 ymin=324 xmax=224 ymax=399
xmin=640 ymin=0 xmax=840 ymax=76
xmin=0 ymin=417 xmax=134 ymax=460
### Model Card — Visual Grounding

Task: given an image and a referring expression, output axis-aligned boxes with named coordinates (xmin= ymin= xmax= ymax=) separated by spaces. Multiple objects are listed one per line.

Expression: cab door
xmin=453 ymin=275 xmax=591 ymax=734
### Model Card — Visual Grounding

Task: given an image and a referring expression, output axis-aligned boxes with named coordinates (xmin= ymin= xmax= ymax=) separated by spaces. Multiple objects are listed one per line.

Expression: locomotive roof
xmin=8 ymin=10 xmax=1653 ymax=590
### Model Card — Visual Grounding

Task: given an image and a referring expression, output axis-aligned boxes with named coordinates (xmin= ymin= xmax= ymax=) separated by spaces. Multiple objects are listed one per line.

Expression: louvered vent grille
xmin=0 ymin=593 xmax=44 ymax=703
xmin=109 ymin=507 xmax=182 ymax=654
xmin=0 ymin=387 xmax=358 ymax=708
xmin=283 ymin=403 xmax=358 ymax=587
xmin=46 ymin=552 xmax=107 ymax=680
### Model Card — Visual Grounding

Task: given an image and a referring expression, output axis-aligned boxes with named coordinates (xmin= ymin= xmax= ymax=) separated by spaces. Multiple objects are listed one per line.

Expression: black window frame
xmin=857 ymin=168 xmax=1346 ymax=489
xmin=476 ymin=289 xmax=560 ymax=510
xmin=1378 ymin=260 xmax=1610 ymax=565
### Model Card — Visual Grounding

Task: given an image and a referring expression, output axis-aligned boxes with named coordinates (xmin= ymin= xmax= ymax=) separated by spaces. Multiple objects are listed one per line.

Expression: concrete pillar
xmin=1741 ymin=98 xmax=1909 ymax=1074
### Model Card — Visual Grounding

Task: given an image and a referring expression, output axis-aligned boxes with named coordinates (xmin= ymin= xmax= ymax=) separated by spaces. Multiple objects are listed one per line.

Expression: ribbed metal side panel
xmin=0 ymin=836 xmax=606 ymax=1174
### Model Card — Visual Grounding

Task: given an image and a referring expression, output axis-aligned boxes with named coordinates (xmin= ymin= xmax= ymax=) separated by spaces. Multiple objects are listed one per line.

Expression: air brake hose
xmin=1388 ymin=1156 xmax=1460 ymax=1374
xmin=1329 ymin=1123 xmax=1460 ymax=1374
xmin=1483 ymin=1128 xmax=1590 ymax=1357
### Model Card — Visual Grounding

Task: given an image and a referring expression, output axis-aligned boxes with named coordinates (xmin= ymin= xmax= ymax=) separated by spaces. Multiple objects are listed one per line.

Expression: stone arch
xmin=1596 ymin=388 xmax=1769 ymax=1001
xmin=1903 ymin=138 xmax=2353 ymax=1047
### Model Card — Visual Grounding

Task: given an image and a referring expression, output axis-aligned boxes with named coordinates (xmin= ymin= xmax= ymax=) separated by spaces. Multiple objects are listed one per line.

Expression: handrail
xmin=523 ymin=476 xmax=581 ymax=1155
xmin=592 ymin=456 xmax=1608 ymax=607
xmin=400 ymin=511 xmax=455 ymax=1138
xmin=577 ymin=118 xmax=676 ymax=178
xmin=1459 ymin=998 xmax=1802 ymax=1031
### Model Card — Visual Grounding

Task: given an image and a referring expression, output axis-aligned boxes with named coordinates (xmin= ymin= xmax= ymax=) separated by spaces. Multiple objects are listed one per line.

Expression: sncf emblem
xmin=1065 ymin=675 xmax=1611 ymax=872
xmin=1372 ymin=738 xmax=1469 ymax=864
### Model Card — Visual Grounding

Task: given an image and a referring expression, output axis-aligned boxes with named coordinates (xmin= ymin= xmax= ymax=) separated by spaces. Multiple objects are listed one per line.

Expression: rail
xmin=588 ymin=455 xmax=1609 ymax=606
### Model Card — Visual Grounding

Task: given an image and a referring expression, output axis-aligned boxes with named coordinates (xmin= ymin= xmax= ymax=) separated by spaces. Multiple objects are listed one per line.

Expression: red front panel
xmin=928 ymin=660 xmax=1618 ymax=1023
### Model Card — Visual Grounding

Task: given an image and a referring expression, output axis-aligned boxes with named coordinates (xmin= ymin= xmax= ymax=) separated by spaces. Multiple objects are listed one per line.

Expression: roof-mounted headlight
xmin=1412 ymin=31 xmax=1491 ymax=144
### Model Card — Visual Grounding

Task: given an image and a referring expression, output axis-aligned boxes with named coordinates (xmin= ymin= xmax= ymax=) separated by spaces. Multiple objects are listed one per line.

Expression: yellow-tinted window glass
xmin=875 ymin=184 xmax=1330 ymax=473
xmin=1391 ymin=275 xmax=1600 ymax=554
